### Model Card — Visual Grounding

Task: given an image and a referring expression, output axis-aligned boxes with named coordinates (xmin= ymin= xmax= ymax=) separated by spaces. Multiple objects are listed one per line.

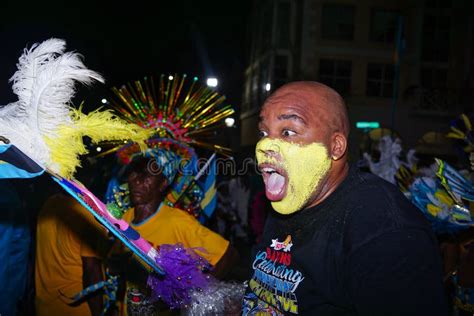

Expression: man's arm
xmin=346 ymin=229 xmax=449 ymax=316
xmin=82 ymin=256 xmax=104 ymax=316
xmin=210 ymin=243 xmax=239 ymax=279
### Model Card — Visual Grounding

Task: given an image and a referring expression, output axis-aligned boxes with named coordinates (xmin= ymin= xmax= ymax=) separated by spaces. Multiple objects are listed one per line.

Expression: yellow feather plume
xmin=45 ymin=108 xmax=153 ymax=178
xmin=447 ymin=127 xmax=466 ymax=139
xmin=461 ymin=113 xmax=472 ymax=131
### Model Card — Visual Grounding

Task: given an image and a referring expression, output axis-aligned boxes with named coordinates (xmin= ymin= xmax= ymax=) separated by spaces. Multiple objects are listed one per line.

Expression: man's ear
xmin=330 ymin=132 xmax=347 ymax=160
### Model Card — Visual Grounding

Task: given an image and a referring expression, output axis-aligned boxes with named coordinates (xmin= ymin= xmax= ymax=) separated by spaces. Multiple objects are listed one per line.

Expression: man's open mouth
xmin=259 ymin=163 xmax=288 ymax=201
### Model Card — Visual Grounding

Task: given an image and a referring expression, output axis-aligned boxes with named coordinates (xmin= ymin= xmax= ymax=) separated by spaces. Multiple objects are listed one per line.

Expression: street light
xmin=206 ymin=78 xmax=218 ymax=87
xmin=265 ymin=83 xmax=271 ymax=92
xmin=101 ymin=98 xmax=108 ymax=104
xmin=225 ymin=117 xmax=235 ymax=127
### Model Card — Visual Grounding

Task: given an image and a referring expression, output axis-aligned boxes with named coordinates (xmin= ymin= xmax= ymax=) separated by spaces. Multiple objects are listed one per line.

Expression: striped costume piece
xmin=61 ymin=271 xmax=119 ymax=316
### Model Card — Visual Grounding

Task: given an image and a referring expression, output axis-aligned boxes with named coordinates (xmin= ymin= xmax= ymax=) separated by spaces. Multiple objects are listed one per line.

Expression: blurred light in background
xmin=225 ymin=117 xmax=235 ymax=127
xmin=206 ymin=77 xmax=218 ymax=87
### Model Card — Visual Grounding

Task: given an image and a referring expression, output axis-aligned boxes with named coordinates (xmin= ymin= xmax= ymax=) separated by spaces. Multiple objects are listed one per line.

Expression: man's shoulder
xmin=339 ymin=167 xmax=412 ymax=209
xmin=348 ymin=167 xmax=400 ymax=194
xmin=336 ymin=168 xmax=432 ymax=247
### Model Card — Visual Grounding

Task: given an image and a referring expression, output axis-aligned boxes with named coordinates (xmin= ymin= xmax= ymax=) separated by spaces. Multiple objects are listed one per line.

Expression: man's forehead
xmin=260 ymin=93 xmax=323 ymax=120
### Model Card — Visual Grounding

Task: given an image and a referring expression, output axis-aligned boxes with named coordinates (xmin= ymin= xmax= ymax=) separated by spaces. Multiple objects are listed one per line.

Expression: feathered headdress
xmin=102 ymin=74 xmax=234 ymax=216
xmin=101 ymin=74 xmax=234 ymax=158
xmin=0 ymin=38 xmax=151 ymax=178
xmin=363 ymin=135 xmax=417 ymax=184
xmin=0 ymin=38 xmax=175 ymax=294
xmin=407 ymin=159 xmax=474 ymax=234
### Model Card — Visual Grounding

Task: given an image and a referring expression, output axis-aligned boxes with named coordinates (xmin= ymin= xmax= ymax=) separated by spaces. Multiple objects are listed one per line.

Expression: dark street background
xmin=0 ymin=0 xmax=252 ymax=111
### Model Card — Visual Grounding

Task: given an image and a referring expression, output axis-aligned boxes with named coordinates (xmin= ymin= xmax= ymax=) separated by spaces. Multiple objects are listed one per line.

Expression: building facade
xmin=240 ymin=0 xmax=474 ymax=162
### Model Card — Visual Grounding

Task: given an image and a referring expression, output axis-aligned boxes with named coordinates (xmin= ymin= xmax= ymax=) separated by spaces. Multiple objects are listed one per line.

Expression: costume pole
xmin=173 ymin=152 xmax=216 ymax=208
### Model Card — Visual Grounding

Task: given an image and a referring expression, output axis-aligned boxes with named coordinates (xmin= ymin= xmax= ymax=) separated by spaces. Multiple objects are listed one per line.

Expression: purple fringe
xmin=146 ymin=243 xmax=213 ymax=309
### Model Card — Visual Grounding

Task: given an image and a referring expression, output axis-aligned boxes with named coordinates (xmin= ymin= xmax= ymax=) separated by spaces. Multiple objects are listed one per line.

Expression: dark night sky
xmin=0 ymin=0 xmax=252 ymax=110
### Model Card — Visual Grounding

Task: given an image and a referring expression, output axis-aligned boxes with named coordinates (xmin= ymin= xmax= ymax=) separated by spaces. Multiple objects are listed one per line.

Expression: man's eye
xmin=259 ymin=130 xmax=268 ymax=137
xmin=282 ymin=129 xmax=296 ymax=137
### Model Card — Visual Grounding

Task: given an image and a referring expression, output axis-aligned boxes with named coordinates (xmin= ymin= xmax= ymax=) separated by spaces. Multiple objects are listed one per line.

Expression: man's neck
xmin=133 ymin=199 xmax=162 ymax=224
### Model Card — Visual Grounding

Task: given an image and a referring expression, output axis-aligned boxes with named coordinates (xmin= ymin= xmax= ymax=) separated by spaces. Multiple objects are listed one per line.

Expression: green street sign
xmin=356 ymin=121 xmax=380 ymax=129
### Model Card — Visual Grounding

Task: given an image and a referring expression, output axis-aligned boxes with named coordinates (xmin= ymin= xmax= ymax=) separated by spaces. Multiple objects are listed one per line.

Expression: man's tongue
xmin=265 ymin=172 xmax=286 ymax=201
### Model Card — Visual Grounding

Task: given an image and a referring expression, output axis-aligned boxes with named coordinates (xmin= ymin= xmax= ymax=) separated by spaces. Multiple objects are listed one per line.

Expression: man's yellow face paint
xmin=256 ymin=138 xmax=331 ymax=214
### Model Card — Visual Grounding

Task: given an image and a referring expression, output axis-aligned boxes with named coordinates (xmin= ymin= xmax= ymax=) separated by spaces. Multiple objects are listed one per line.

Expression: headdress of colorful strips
xmin=102 ymin=74 xmax=234 ymax=160
xmin=102 ymin=74 xmax=234 ymax=216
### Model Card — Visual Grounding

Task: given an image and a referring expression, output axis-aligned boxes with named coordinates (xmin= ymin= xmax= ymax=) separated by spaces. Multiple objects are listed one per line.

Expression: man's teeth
xmin=262 ymin=167 xmax=276 ymax=173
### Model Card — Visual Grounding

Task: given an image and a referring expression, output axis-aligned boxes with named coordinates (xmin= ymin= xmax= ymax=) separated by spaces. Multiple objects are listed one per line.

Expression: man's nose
xmin=257 ymin=142 xmax=281 ymax=156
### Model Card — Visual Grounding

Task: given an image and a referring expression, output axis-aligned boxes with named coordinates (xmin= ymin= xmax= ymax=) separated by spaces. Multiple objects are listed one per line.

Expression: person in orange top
xmin=35 ymin=190 xmax=108 ymax=316
xmin=111 ymin=155 xmax=238 ymax=315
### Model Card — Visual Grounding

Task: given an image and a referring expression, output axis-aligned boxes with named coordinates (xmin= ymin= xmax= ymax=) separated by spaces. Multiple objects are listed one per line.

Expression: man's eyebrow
xmin=277 ymin=114 xmax=306 ymax=124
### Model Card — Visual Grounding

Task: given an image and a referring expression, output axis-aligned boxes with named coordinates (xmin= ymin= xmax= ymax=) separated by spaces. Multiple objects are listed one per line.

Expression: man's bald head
xmin=257 ymin=81 xmax=351 ymax=209
xmin=264 ymin=81 xmax=350 ymax=138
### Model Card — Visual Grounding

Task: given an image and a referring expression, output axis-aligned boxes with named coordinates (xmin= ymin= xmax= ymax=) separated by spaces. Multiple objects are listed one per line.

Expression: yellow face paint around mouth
xmin=256 ymin=138 xmax=331 ymax=214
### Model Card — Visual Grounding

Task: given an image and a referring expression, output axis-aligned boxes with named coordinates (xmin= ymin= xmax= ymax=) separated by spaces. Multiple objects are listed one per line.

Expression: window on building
xmin=319 ymin=59 xmax=352 ymax=96
xmin=370 ymin=9 xmax=400 ymax=43
xmin=422 ymin=14 xmax=450 ymax=62
xmin=366 ymin=63 xmax=394 ymax=98
xmin=421 ymin=67 xmax=447 ymax=89
xmin=277 ymin=1 xmax=291 ymax=49
xmin=321 ymin=4 xmax=355 ymax=40
xmin=418 ymin=67 xmax=451 ymax=111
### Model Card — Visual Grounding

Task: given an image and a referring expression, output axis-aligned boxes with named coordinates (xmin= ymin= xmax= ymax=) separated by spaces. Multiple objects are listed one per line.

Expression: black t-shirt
xmin=242 ymin=166 xmax=449 ymax=315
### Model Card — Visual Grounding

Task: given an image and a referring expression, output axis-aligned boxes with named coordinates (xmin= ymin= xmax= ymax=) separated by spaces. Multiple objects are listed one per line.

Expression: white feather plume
xmin=364 ymin=136 xmax=418 ymax=184
xmin=0 ymin=38 xmax=104 ymax=171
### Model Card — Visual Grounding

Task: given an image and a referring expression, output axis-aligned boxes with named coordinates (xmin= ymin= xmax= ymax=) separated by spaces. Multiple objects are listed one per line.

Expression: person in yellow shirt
xmin=35 ymin=189 xmax=108 ymax=316
xmin=110 ymin=155 xmax=238 ymax=315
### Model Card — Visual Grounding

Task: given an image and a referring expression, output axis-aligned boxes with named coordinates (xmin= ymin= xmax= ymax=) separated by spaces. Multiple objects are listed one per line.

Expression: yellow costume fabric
xmin=35 ymin=193 xmax=106 ymax=316
xmin=122 ymin=203 xmax=229 ymax=266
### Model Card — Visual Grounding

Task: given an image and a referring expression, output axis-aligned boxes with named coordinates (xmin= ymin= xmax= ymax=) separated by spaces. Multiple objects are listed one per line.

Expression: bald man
xmin=242 ymin=82 xmax=448 ymax=315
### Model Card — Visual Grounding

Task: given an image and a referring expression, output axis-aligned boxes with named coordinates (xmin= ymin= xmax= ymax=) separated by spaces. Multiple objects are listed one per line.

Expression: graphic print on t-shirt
xmin=243 ymin=235 xmax=304 ymax=315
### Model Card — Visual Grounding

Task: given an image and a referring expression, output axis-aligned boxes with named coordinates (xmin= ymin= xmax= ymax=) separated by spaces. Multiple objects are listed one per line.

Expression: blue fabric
xmin=144 ymin=149 xmax=181 ymax=184
xmin=0 ymin=180 xmax=30 ymax=316
xmin=198 ymin=157 xmax=217 ymax=220
xmin=0 ymin=144 xmax=44 ymax=179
